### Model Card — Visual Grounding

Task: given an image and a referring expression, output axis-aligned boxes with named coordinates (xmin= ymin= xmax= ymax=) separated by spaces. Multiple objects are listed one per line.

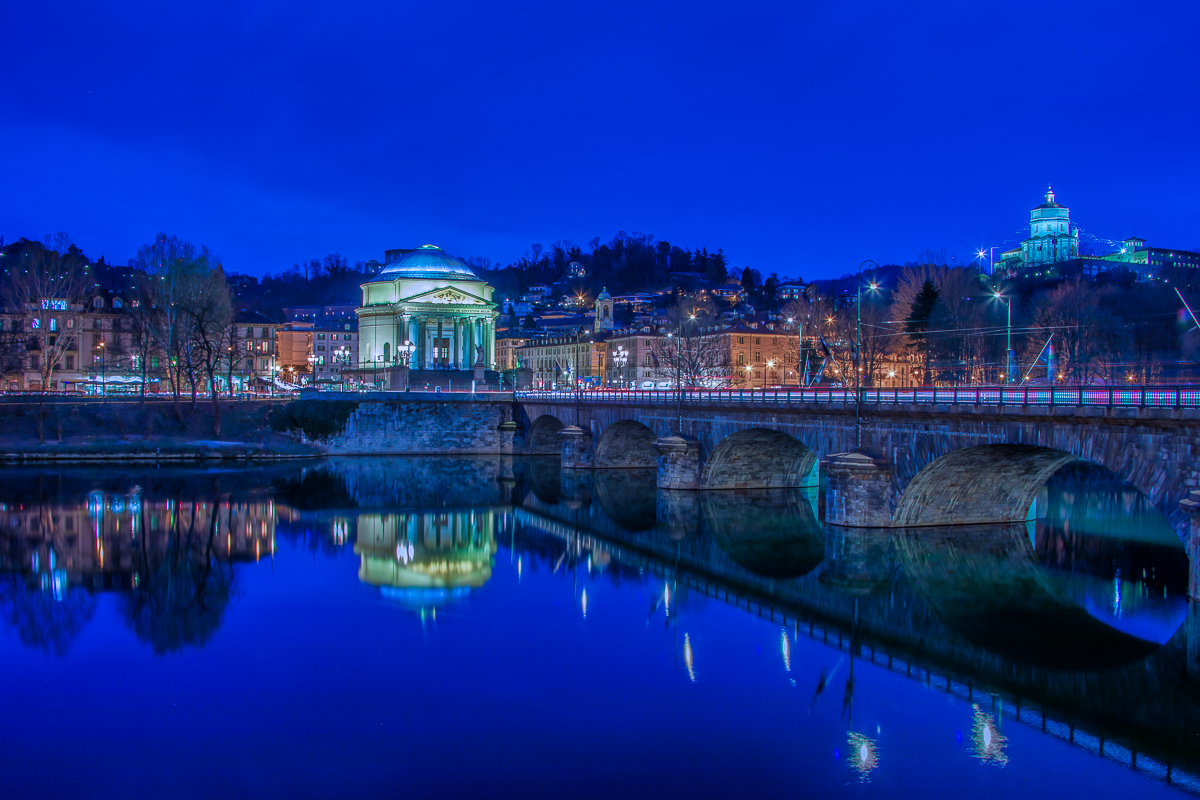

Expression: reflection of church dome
xmin=354 ymin=511 xmax=497 ymax=602
xmin=374 ymin=244 xmax=480 ymax=282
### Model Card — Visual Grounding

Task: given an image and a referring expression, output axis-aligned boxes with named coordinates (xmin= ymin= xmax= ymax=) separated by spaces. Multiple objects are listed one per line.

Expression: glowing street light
xmin=993 ymin=291 xmax=1015 ymax=383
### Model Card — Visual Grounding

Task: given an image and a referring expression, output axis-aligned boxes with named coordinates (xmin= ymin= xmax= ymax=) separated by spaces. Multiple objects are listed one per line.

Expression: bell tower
xmin=594 ymin=287 xmax=614 ymax=332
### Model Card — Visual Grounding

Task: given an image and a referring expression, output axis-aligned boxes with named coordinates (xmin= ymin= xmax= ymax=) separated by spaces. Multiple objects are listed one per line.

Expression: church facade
xmin=356 ymin=245 xmax=499 ymax=371
xmin=996 ymin=186 xmax=1079 ymax=273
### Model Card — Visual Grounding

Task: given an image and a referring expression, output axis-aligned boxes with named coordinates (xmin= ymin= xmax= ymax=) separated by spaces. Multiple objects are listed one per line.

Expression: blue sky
xmin=2 ymin=1 xmax=1197 ymax=278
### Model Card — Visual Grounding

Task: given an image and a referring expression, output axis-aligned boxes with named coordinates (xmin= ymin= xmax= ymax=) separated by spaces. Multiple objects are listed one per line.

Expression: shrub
xmin=267 ymin=400 xmax=359 ymax=440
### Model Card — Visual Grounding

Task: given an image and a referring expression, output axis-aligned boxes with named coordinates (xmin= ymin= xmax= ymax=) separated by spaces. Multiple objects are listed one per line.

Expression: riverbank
xmin=0 ymin=398 xmax=323 ymax=460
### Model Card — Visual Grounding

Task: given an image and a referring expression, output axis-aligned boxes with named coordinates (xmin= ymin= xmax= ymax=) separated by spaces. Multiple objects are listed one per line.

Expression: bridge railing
xmin=515 ymin=385 xmax=1200 ymax=410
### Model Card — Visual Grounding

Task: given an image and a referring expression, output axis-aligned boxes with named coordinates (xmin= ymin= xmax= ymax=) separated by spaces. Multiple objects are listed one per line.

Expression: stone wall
xmin=322 ymin=399 xmax=515 ymax=455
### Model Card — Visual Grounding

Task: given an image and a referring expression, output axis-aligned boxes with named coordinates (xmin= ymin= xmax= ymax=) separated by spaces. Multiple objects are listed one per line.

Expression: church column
xmin=466 ymin=316 xmax=475 ymax=365
xmin=436 ymin=317 xmax=444 ymax=369
xmin=484 ymin=318 xmax=493 ymax=369
xmin=417 ymin=317 xmax=427 ymax=369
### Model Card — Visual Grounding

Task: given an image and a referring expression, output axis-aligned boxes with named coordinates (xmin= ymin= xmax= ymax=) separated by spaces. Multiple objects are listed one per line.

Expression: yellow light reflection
xmin=780 ymin=629 xmax=791 ymax=672
xmin=971 ymin=704 xmax=1008 ymax=766
xmin=581 ymin=588 xmax=587 ymax=618
xmin=847 ymin=732 xmax=879 ymax=781
xmin=684 ymin=633 xmax=696 ymax=682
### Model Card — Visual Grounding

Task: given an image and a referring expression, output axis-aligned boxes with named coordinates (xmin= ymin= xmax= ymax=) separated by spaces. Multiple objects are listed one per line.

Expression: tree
xmin=184 ymin=265 xmax=234 ymax=436
xmin=647 ymin=298 xmax=730 ymax=388
xmin=131 ymin=234 xmax=224 ymax=419
xmin=904 ymin=279 xmax=939 ymax=384
xmin=0 ymin=236 xmax=92 ymax=395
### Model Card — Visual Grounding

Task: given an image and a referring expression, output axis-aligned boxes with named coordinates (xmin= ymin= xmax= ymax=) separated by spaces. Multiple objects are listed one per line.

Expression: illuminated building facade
xmin=357 ymin=245 xmax=499 ymax=371
xmin=996 ymin=186 xmax=1079 ymax=274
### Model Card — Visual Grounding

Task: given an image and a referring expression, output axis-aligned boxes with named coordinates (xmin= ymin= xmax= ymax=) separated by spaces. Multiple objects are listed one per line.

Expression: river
xmin=0 ymin=456 xmax=1194 ymax=798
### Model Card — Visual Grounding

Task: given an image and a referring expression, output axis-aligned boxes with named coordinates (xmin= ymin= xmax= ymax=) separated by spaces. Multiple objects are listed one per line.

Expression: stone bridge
xmin=515 ymin=397 xmax=1200 ymax=537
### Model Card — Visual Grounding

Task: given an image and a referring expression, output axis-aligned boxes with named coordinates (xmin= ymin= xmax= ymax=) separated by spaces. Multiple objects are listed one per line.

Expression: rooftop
xmin=375 ymin=245 xmax=480 ymax=282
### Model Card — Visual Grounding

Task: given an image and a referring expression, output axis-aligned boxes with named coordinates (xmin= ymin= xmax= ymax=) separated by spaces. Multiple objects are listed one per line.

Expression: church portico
xmin=356 ymin=245 xmax=499 ymax=380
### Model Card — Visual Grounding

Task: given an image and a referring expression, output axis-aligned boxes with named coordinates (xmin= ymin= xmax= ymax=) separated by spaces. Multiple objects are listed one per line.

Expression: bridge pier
xmin=654 ymin=436 xmax=702 ymax=490
xmin=824 ymin=451 xmax=891 ymax=528
xmin=497 ymin=420 xmax=520 ymax=454
xmin=559 ymin=426 xmax=595 ymax=469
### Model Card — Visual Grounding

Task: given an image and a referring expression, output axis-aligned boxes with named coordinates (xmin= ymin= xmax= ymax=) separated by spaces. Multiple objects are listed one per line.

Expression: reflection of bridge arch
xmin=593 ymin=470 xmax=657 ymax=530
xmin=525 ymin=414 xmax=564 ymax=454
xmin=894 ymin=522 xmax=1165 ymax=670
xmin=700 ymin=429 xmax=818 ymax=490
xmin=593 ymin=419 xmax=658 ymax=468
xmin=705 ymin=489 xmax=823 ymax=578
xmin=893 ymin=444 xmax=1076 ymax=526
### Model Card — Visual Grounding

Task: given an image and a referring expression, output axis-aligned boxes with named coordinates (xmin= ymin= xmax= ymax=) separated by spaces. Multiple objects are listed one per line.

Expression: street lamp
xmin=993 ymin=291 xmax=1016 ymax=384
xmin=854 ymin=260 xmax=880 ymax=451
xmin=97 ymin=341 xmax=106 ymax=400
xmin=613 ymin=345 xmax=628 ymax=389
xmin=399 ymin=341 xmax=416 ymax=391
xmin=307 ymin=354 xmax=319 ymax=388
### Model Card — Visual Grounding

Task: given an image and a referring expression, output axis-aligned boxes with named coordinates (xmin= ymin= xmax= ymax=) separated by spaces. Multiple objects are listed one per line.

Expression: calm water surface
xmin=0 ymin=457 xmax=1195 ymax=799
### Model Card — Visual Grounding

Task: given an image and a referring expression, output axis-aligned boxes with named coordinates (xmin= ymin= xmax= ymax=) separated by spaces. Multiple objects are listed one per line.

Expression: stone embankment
xmin=0 ymin=397 xmax=319 ymax=461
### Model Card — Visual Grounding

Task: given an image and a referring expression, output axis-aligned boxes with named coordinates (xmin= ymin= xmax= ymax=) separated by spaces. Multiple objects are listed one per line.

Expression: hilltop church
xmin=995 ymin=186 xmax=1079 ymax=273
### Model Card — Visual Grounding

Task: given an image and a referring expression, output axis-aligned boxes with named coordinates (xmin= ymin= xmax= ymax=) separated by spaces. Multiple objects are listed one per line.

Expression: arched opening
xmin=525 ymin=414 xmax=564 ymax=455
xmin=593 ymin=420 xmax=658 ymax=468
xmin=699 ymin=428 xmax=818 ymax=490
xmin=893 ymin=444 xmax=1075 ymax=527
xmin=383 ymin=342 xmax=390 ymax=362
xmin=893 ymin=450 xmax=1189 ymax=669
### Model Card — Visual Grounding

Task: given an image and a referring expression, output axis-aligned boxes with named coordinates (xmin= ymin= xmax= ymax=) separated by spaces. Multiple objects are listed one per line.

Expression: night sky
xmin=3 ymin=1 xmax=1197 ymax=279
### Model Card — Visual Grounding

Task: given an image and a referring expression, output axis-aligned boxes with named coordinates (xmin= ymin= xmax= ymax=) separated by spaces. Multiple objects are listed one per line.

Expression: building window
xmin=65 ymin=355 xmax=74 ymax=370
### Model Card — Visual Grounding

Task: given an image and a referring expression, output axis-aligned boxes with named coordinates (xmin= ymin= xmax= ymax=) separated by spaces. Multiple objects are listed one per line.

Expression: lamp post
xmin=613 ymin=345 xmax=628 ymax=389
xmin=400 ymin=340 xmax=416 ymax=391
xmin=854 ymin=260 xmax=880 ymax=451
xmin=307 ymin=355 xmax=319 ymax=389
xmin=993 ymin=291 xmax=1015 ymax=384
xmin=97 ymin=341 xmax=106 ymax=401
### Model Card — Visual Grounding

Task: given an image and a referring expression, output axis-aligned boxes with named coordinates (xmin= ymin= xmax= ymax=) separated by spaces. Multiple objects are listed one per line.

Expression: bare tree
xmin=185 ymin=266 xmax=233 ymax=436
xmin=131 ymin=234 xmax=220 ymax=419
xmin=1 ymin=236 xmax=91 ymax=394
xmin=647 ymin=298 xmax=730 ymax=388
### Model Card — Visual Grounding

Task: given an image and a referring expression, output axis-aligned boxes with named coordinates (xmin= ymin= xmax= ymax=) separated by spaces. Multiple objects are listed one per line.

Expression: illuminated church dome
xmin=375 ymin=244 xmax=480 ymax=281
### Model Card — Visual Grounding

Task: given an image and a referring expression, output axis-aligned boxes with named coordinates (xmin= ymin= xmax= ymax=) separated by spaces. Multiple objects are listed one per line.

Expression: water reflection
xmin=705 ymin=489 xmax=823 ymax=579
xmin=893 ymin=461 xmax=1188 ymax=670
xmin=0 ymin=456 xmax=1194 ymax=795
xmin=354 ymin=510 xmax=497 ymax=605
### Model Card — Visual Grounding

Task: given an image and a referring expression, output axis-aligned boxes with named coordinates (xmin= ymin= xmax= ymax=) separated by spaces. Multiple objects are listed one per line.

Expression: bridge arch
xmin=525 ymin=414 xmax=564 ymax=455
xmin=892 ymin=444 xmax=1076 ymax=527
xmin=594 ymin=419 xmax=658 ymax=468
xmin=700 ymin=428 xmax=819 ymax=490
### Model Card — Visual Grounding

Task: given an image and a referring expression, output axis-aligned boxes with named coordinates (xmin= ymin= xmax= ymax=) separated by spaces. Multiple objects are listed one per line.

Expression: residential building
xmin=310 ymin=321 xmax=359 ymax=385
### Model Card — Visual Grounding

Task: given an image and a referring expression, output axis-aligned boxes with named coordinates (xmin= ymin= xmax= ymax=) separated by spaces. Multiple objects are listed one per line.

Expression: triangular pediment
xmin=401 ymin=287 xmax=490 ymax=306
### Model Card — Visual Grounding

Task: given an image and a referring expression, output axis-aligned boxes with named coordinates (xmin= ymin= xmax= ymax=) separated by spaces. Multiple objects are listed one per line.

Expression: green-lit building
xmin=356 ymin=244 xmax=499 ymax=371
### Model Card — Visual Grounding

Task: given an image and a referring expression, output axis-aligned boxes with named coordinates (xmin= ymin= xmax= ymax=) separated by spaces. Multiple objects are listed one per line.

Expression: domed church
xmin=356 ymin=245 xmax=499 ymax=373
